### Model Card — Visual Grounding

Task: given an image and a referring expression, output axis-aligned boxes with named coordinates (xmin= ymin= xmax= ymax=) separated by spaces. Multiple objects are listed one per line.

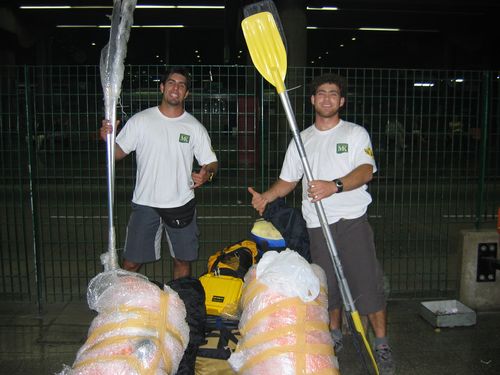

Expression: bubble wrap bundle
xmin=59 ymin=270 xmax=189 ymax=375
xmin=228 ymin=250 xmax=339 ymax=375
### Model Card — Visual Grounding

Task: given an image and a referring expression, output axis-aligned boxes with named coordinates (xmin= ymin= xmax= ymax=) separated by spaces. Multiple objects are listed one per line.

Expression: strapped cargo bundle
xmin=228 ymin=250 xmax=340 ymax=375
xmin=59 ymin=270 xmax=190 ymax=375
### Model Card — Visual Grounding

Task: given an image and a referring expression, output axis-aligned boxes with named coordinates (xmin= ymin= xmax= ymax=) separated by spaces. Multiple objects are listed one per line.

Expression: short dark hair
xmin=160 ymin=66 xmax=192 ymax=89
xmin=310 ymin=73 xmax=346 ymax=97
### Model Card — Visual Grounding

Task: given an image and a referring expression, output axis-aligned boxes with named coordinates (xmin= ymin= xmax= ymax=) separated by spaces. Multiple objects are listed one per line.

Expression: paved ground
xmin=1 ymin=299 xmax=499 ymax=374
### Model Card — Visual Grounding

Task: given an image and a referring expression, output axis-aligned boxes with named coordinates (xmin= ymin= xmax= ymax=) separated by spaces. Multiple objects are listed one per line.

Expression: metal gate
xmin=1 ymin=65 xmax=498 ymax=304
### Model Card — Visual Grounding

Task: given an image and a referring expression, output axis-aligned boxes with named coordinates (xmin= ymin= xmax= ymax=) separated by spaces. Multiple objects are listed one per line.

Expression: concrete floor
xmin=0 ymin=299 xmax=499 ymax=374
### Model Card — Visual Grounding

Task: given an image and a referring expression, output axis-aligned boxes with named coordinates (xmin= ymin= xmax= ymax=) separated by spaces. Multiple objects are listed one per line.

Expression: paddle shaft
xmin=101 ymin=0 xmax=137 ymax=271
xmin=105 ymin=98 xmax=119 ymax=271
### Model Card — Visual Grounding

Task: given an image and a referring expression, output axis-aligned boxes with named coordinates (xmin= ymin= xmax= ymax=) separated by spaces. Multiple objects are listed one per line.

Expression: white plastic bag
xmin=256 ymin=249 xmax=320 ymax=302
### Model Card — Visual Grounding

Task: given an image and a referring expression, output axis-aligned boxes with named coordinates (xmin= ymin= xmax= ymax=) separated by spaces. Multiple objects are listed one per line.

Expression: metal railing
xmin=1 ymin=65 xmax=498 ymax=304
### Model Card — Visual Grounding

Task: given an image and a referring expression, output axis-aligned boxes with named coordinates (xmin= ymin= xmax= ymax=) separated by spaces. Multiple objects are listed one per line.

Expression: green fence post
xmin=475 ymin=71 xmax=491 ymax=229
xmin=24 ymin=66 xmax=43 ymax=313
xmin=259 ymin=75 xmax=265 ymax=191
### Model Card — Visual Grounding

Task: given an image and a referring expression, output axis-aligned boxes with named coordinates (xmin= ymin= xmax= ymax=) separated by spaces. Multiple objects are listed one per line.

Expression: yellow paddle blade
xmin=241 ymin=11 xmax=287 ymax=94
xmin=351 ymin=310 xmax=380 ymax=375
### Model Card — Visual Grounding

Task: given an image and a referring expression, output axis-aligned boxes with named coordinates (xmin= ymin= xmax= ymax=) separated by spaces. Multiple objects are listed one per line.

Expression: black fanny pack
xmin=155 ymin=198 xmax=196 ymax=228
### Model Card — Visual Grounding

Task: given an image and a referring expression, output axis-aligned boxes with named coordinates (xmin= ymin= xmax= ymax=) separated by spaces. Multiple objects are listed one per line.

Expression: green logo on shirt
xmin=337 ymin=143 xmax=348 ymax=153
xmin=179 ymin=134 xmax=190 ymax=143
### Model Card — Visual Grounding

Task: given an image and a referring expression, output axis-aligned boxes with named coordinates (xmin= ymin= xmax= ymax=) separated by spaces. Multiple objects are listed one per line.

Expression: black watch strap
xmin=333 ymin=178 xmax=343 ymax=193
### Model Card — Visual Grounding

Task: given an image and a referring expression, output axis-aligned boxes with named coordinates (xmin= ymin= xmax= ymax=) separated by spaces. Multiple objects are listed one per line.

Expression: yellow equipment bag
xmin=207 ymin=240 xmax=259 ymax=279
xmin=199 ymin=273 xmax=243 ymax=318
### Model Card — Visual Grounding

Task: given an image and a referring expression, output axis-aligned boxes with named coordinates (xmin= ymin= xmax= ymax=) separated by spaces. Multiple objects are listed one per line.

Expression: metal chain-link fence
xmin=1 ymin=65 xmax=499 ymax=304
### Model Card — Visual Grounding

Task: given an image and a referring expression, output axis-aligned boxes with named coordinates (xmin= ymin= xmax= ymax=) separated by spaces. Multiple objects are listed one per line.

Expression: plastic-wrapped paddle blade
xmin=100 ymin=0 xmax=137 ymax=105
xmin=243 ymin=0 xmax=287 ymax=53
xmin=241 ymin=11 xmax=287 ymax=93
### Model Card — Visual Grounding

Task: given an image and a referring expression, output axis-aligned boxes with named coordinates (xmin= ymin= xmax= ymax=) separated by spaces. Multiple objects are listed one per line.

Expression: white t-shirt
xmin=280 ymin=119 xmax=377 ymax=228
xmin=116 ymin=107 xmax=217 ymax=208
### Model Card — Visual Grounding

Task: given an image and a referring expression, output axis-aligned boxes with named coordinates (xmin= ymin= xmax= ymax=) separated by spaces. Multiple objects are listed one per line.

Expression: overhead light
xmin=56 ymin=25 xmax=97 ymax=28
xmin=134 ymin=25 xmax=184 ymax=28
xmin=21 ymin=6 xmax=105 ymax=9
xmin=452 ymin=78 xmax=464 ymax=83
xmin=21 ymin=5 xmax=224 ymax=10
xmin=308 ymin=26 xmax=436 ymax=33
xmin=56 ymin=24 xmax=184 ymax=28
xmin=359 ymin=27 xmax=400 ymax=32
xmin=307 ymin=6 xmax=338 ymax=11
xmin=174 ymin=5 xmax=224 ymax=9
xmin=139 ymin=5 xmax=225 ymax=9
xmin=414 ymin=82 xmax=434 ymax=87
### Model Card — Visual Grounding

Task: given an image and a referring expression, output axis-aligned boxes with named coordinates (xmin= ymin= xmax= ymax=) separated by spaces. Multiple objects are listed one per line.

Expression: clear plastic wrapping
xmin=100 ymin=0 xmax=137 ymax=119
xmin=228 ymin=250 xmax=339 ymax=374
xmin=58 ymin=270 xmax=189 ymax=375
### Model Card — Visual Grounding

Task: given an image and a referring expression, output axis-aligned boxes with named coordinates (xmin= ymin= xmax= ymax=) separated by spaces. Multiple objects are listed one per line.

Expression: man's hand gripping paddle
xmin=241 ymin=1 xmax=379 ymax=373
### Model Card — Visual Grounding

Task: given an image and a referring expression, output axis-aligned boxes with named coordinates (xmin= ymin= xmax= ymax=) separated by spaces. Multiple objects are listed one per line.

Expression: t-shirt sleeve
xmin=193 ymin=124 xmax=217 ymax=165
xmin=279 ymin=139 xmax=304 ymax=182
xmin=351 ymin=126 xmax=377 ymax=173
xmin=115 ymin=116 xmax=139 ymax=154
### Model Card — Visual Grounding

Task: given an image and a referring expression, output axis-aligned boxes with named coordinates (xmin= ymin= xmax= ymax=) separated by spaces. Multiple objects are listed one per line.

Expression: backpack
xmin=250 ymin=219 xmax=286 ymax=251
xmin=263 ymin=198 xmax=311 ymax=262
xmin=207 ymin=240 xmax=259 ymax=279
xmin=166 ymin=277 xmax=207 ymax=375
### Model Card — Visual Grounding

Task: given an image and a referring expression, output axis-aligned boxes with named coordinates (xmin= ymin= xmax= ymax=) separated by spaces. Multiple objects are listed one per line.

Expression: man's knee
xmin=173 ymin=259 xmax=191 ymax=279
xmin=123 ymin=259 xmax=142 ymax=272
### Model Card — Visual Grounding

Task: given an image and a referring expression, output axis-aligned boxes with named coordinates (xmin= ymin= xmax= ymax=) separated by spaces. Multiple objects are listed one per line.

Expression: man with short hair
xmin=248 ymin=73 xmax=394 ymax=374
xmin=101 ymin=66 xmax=218 ymax=279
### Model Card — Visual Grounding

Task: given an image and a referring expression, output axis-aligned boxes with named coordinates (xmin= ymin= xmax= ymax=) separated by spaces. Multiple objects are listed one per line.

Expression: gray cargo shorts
xmin=123 ymin=202 xmax=199 ymax=264
xmin=307 ymin=214 xmax=386 ymax=315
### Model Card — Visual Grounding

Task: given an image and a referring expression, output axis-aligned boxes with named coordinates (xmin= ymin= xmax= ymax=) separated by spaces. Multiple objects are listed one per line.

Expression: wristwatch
xmin=333 ymin=178 xmax=343 ymax=193
xmin=208 ymin=172 xmax=215 ymax=182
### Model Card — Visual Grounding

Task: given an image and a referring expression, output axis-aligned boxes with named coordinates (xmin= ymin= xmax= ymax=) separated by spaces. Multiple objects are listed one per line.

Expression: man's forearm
xmin=205 ymin=161 xmax=218 ymax=174
xmin=262 ymin=178 xmax=297 ymax=203
xmin=339 ymin=164 xmax=373 ymax=191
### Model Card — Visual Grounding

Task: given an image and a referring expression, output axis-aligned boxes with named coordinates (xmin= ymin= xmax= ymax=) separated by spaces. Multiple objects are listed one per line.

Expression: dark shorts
xmin=123 ymin=202 xmax=200 ymax=264
xmin=307 ymin=214 xmax=386 ymax=315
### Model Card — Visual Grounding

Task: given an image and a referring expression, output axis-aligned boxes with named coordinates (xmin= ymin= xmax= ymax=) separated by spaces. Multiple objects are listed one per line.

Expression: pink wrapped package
xmin=228 ymin=250 xmax=339 ymax=375
xmin=58 ymin=270 xmax=189 ymax=375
